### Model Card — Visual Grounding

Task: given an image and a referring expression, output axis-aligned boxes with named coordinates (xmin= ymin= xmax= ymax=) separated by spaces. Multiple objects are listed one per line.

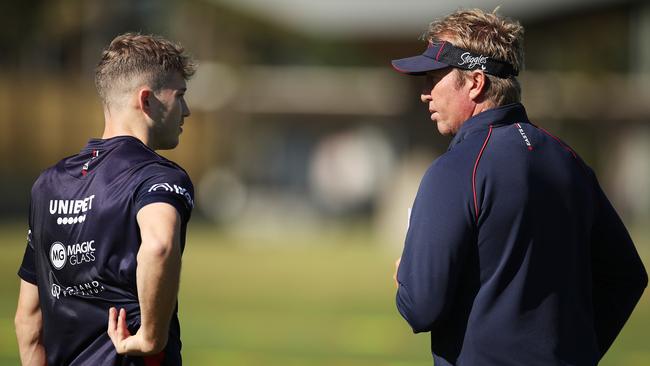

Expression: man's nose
xmin=182 ymin=99 xmax=191 ymax=117
xmin=420 ymin=93 xmax=432 ymax=103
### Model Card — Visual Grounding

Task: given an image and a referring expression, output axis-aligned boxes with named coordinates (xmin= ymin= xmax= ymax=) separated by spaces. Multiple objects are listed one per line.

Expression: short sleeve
xmin=133 ymin=165 xmax=194 ymax=223
xmin=18 ymin=224 xmax=37 ymax=284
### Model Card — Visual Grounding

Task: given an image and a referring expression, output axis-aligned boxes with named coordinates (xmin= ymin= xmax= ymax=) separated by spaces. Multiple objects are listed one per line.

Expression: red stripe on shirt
xmin=539 ymin=126 xmax=577 ymax=159
xmin=473 ymin=125 xmax=493 ymax=222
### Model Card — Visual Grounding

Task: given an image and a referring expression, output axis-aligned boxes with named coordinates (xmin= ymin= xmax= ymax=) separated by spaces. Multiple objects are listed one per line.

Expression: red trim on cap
xmin=435 ymin=41 xmax=447 ymax=61
xmin=391 ymin=63 xmax=407 ymax=73
xmin=473 ymin=125 xmax=493 ymax=223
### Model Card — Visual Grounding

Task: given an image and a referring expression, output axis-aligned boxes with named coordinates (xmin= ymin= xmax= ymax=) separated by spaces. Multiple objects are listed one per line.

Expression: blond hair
xmin=95 ymin=32 xmax=196 ymax=108
xmin=425 ymin=8 xmax=524 ymax=106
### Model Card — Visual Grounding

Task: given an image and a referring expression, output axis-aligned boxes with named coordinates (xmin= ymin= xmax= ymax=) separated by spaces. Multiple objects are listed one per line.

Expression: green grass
xmin=1 ymin=221 xmax=648 ymax=365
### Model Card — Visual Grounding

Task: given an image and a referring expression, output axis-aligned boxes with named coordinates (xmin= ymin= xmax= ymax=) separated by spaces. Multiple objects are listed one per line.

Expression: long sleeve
xmin=590 ymin=173 xmax=647 ymax=357
xmin=396 ymin=159 xmax=475 ymax=334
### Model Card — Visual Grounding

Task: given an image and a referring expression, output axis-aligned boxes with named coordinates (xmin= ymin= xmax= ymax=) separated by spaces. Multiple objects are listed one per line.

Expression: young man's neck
xmin=102 ymin=107 xmax=154 ymax=149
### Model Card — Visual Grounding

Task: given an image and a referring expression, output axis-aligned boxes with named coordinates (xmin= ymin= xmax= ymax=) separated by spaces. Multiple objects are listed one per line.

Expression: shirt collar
xmin=448 ymin=103 xmax=530 ymax=149
xmin=84 ymin=135 xmax=148 ymax=152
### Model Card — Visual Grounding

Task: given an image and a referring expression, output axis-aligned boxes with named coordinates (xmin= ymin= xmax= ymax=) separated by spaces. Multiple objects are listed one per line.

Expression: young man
xmin=392 ymin=9 xmax=647 ymax=365
xmin=15 ymin=33 xmax=196 ymax=365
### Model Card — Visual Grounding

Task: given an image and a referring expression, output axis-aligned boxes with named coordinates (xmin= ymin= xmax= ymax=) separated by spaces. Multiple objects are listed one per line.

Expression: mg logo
xmin=49 ymin=242 xmax=66 ymax=270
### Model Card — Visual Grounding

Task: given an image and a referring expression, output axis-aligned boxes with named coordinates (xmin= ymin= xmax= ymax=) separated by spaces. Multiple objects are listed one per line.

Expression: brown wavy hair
xmin=425 ymin=8 xmax=524 ymax=106
xmin=95 ymin=32 xmax=196 ymax=108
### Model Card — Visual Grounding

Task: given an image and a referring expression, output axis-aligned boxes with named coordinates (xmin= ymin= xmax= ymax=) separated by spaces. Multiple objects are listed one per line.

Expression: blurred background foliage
xmin=1 ymin=0 xmax=649 ymax=364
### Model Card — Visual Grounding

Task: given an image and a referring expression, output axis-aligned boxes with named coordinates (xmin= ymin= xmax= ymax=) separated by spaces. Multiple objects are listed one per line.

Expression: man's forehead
xmin=165 ymin=72 xmax=187 ymax=90
xmin=426 ymin=68 xmax=452 ymax=78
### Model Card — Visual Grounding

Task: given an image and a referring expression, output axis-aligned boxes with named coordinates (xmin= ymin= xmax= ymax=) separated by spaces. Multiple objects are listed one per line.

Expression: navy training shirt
xmin=396 ymin=103 xmax=648 ymax=366
xmin=18 ymin=136 xmax=194 ymax=366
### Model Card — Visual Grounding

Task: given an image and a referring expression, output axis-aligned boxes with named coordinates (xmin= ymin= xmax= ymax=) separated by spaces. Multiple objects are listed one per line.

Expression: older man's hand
xmin=393 ymin=257 xmax=401 ymax=288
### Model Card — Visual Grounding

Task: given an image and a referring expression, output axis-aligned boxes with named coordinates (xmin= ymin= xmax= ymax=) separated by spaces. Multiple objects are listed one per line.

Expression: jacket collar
xmin=449 ymin=103 xmax=530 ymax=150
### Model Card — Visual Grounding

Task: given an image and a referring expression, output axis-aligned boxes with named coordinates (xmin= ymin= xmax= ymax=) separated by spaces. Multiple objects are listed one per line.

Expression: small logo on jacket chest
xmin=515 ymin=123 xmax=533 ymax=151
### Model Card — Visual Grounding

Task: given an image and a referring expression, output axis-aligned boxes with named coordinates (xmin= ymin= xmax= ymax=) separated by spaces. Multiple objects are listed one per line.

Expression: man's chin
xmin=432 ymin=116 xmax=451 ymax=135
xmin=436 ymin=122 xmax=453 ymax=136
xmin=155 ymin=139 xmax=180 ymax=151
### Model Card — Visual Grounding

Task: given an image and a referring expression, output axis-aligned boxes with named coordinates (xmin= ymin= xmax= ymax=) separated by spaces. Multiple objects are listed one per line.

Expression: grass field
xmin=0 ymin=221 xmax=648 ymax=365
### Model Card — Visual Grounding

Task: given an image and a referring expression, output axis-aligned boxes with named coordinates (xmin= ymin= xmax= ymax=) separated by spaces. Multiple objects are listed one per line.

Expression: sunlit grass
xmin=1 ymin=221 xmax=647 ymax=365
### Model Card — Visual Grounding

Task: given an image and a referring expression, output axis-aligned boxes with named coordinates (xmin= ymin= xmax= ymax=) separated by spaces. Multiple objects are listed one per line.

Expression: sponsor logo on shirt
xmin=49 ymin=194 xmax=96 ymax=225
xmin=51 ymin=280 xmax=105 ymax=300
xmin=148 ymin=183 xmax=194 ymax=208
xmin=81 ymin=149 xmax=100 ymax=176
xmin=49 ymin=242 xmax=66 ymax=269
xmin=49 ymin=240 xmax=97 ymax=270
xmin=515 ymin=123 xmax=533 ymax=150
xmin=26 ymin=228 xmax=32 ymax=247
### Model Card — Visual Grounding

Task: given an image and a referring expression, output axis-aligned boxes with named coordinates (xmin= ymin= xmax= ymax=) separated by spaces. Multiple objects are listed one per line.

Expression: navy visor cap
xmin=391 ymin=41 xmax=518 ymax=78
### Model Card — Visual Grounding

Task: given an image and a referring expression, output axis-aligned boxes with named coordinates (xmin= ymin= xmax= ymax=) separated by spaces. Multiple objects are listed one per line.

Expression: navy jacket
xmin=19 ymin=136 xmax=193 ymax=365
xmin=396 ymin=103 xmax=647 ymax=366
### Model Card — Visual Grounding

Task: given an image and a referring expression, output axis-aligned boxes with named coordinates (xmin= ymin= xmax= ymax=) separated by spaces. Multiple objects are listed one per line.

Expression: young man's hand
xmin=107 ymin=307 xmax=164 ymax=355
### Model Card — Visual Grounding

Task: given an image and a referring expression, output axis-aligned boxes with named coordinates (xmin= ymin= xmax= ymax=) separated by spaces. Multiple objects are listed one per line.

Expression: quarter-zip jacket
xmin=396 ymin=103 xmax=647 ymax=366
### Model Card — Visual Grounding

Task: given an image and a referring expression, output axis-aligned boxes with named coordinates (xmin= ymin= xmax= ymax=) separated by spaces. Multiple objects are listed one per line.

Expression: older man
xmin=392 ymin=8 xmax=647 ymax=366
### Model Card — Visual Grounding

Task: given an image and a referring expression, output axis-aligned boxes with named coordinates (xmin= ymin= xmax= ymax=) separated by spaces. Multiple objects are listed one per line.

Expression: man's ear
xmin=468 ymin=70 xmax=487 ymax=101
xmin=138 ymin=89 xmax=152 ymax=112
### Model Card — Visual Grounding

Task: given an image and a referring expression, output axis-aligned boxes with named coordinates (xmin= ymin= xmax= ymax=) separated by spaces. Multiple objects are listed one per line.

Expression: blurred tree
xmin=0 ymin=0 xmax=45 ymax=67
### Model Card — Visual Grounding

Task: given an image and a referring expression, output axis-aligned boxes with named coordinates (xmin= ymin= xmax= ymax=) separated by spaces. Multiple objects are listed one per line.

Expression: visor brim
xmin=391 ymin=55 xmax=449 ymax=75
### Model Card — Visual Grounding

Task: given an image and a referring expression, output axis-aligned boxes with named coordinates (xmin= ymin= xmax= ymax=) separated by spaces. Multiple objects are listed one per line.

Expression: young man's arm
xmin=15 ymin=280 xmax=46 ymax=366
xmin=108 ymin=202 xmax=182 ymax=355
